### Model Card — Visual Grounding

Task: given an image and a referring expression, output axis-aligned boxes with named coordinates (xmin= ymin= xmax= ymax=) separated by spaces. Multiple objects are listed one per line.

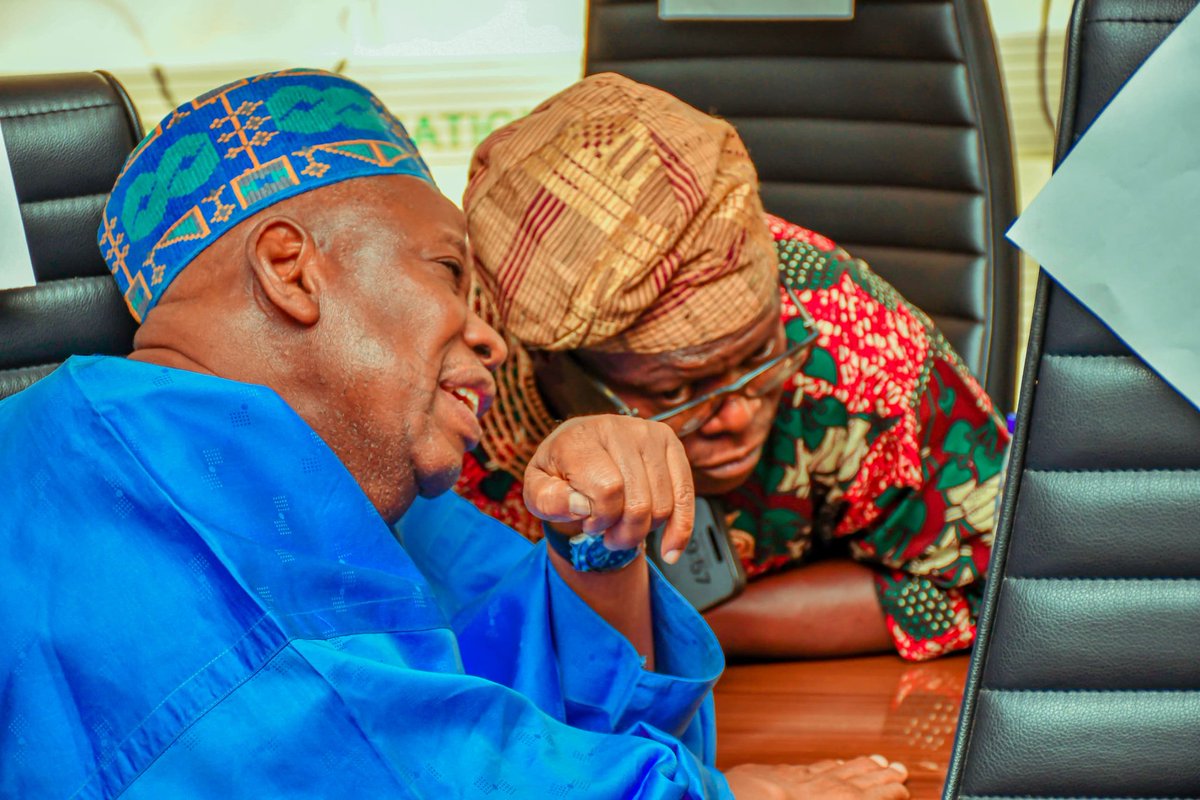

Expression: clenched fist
xmin=523 ymin=415 xmax=695 ymax=562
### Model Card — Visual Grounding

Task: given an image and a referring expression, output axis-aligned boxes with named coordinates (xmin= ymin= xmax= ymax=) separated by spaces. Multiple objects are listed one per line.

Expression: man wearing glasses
xmin=457 ymin=74 xmax=1010 ymax=663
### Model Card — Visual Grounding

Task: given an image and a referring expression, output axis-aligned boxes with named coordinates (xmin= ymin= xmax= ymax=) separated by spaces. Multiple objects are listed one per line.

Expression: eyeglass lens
xmin=665 ymin=347 xmax=808 ymax=436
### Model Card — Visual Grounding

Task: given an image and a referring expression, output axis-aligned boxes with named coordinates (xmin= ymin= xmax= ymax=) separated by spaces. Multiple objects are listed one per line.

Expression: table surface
xmin=713 ymin=654 xmax=971 ymax=799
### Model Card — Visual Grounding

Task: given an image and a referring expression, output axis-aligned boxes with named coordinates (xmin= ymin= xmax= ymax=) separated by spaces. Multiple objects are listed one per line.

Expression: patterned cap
xmin=463 ymin=73 xmax=778 ymax=480
xmin=99 ymin=69 xmax=434 ymax=322
xmin=463 ymin=72 xmax=776 ymax=355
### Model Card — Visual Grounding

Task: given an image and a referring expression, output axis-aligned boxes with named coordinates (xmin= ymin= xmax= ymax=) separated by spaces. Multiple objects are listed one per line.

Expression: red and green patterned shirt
xmin=456 ymin=214 xmax=1009 ymax=661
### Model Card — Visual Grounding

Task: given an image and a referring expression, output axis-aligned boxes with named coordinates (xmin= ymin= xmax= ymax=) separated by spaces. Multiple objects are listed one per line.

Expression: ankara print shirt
xmin=457 ymin=214 xmax=1010 ymax=661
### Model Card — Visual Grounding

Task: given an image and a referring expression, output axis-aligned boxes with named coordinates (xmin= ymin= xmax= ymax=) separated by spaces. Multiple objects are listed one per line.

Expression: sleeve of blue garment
xmin=395 ymin=492 xmax=730 ymax=795
xmin=1 ymin=359 xmax=732 ymax=799
xmin=123 ymin=631 xmax=733 ymax=799
xmin=122 ymin=499 xmax=732 ymax=800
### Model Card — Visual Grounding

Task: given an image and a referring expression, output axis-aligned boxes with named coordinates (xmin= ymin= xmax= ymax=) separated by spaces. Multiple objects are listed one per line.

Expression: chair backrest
xmin=944 ymin=2 xmax=1200 ymax=797
xmin=586 ymin=0 xmax=1020 ymax=411
xmin=0 ymin=72 xmax=141 ymax=399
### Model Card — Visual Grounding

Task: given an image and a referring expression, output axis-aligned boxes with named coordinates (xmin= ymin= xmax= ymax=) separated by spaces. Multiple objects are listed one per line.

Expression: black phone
xmin=646 ymin=497 xmax=746 ymax=612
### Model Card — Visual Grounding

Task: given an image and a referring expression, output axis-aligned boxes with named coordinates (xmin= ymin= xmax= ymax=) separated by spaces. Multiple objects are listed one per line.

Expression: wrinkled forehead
xmin=327 ymin=174 xmax=467 ymax=250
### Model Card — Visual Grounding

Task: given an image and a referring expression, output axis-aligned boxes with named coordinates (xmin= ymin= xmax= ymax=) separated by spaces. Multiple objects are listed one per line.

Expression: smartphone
xmin=646 ymin=497 xmax=746 ymax=612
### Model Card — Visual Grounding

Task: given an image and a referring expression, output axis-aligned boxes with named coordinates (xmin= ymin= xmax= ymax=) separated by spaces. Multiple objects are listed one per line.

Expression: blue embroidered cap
xmin=99 ymin=68 xmax=435 ymax=323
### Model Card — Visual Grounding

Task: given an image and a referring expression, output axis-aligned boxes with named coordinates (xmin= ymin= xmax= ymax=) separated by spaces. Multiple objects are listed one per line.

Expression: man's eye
xmin=659 ymin=385 xmax=691 ymax=406
xmin=750 ymin=337 xmax=778 ymax=364
xmin=438 ymin=259 xmax=464 ymax=281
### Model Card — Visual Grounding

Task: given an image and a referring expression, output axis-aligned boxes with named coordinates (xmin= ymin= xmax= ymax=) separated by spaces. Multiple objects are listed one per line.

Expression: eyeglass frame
xmin=570 ymin=280 xmax=819 ymax=437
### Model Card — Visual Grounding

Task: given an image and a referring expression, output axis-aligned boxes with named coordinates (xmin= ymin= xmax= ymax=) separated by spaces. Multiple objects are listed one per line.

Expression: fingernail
xmin=889 ymin=762 xmax=907 ymax=774
xmin=662 ymin=549 xmax=681 ymax=565
xmin=568 ymin=491 xmax=590 ymax=517
xmin=869 ymin=755 xmax=889 ymax=768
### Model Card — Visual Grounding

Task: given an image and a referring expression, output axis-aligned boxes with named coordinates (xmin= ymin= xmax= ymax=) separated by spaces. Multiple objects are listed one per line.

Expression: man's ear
xmin=245 ymin=216 xmax=323 ymax=326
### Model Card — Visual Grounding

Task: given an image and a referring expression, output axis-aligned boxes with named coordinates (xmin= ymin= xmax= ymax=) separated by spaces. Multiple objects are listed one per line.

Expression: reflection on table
xmin=714 ymin=654 xmax=970 ymax=800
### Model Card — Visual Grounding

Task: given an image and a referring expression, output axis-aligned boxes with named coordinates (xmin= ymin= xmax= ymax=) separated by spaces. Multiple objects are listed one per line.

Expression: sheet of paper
xmin=1008 ymin=5 xmax=1200 ymax=412
xmin=0 ymin=120 xmax=36 ymax=291
xmin=660 ymin=0 xmax=854 ymax=20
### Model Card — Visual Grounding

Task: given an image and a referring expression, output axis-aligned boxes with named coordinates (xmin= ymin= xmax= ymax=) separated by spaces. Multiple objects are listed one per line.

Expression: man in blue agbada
xmin=0 ymin=70 xmax=910 ymax=799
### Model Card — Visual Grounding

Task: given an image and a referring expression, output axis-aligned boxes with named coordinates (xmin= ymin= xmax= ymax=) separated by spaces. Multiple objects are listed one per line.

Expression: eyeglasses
xmin=575 ymin=281 xmax=818 ymax=438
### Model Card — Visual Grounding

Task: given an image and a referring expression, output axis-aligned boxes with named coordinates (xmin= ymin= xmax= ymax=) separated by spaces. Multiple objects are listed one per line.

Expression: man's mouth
xmin=448 ymin=386 xmax=481 ymax=417
xmin=693 ymin=443 xmax=764 ymax=473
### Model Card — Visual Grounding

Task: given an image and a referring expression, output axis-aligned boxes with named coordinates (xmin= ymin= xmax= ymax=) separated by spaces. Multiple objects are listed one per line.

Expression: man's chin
xmin=694 ymin=468 xmax=755 ymax=496
xmin=416 ymin=465 xmax=462 ymax=499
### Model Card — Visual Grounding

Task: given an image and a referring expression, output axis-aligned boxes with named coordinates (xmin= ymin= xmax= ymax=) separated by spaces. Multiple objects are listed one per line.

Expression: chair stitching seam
xmin=758 ymin=178 xmax=985 ymax=197
xmin=589 ymin=53 xmax=966 ymax=66
xmin=981 ymin=687 xmax=1200 ymax=693
xmin=1006 ymin=576 xmax=1200 ymax=582
xmin=4 ymin=275 xmax=110 ymax=289
xmin=1024 ymin=467 xmax=1200 ymax=474
xmin=0 ymin=100 xmax=114 ymax=120
xmin=1091 ymin=18 xmax=1186 ymax=24
xmin=2 ymin=362 xmax=60 ymax=373
xmin=1041 ymin=352 xmax=1134 ymax=359
xmin=20 ymin=192 xmax=109 ymax=207
xmin=962 ymin=798 xmax=1199 ymax=800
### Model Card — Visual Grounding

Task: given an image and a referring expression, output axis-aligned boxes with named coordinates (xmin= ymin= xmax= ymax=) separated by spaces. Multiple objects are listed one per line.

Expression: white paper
xmin=660 ymin=0 xmax=854 ymax=20
xmin=0 ymin=120 xmax=35 ymax=291
xmin=1007 ymin=5 xmax=1200 ymax=413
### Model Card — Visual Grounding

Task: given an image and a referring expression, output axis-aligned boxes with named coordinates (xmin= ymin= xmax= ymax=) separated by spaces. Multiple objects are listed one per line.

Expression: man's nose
xmin=696 ymin=393 xmax=757 ymax=436
xmin=466 ymin=313 xmax=508 ymax=372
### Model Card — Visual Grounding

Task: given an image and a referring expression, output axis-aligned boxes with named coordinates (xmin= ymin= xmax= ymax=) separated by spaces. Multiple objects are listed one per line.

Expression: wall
xmin=0 ymin=0 xmax=588 ymax=203
xmin=984 ymin=0 xmax=1072 ymax=372
xmin=1 ymin=0 xmax=1072 ymax=380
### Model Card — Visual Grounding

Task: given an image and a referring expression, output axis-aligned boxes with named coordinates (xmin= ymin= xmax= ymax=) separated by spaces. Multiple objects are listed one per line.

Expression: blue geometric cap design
xmin=99 ymin=68 xmax=435 ymax=323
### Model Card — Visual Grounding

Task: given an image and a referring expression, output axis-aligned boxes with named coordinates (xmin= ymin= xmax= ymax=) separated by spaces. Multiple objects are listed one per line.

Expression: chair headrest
xmin=0 ymin=72 xmax=142 ymax=399
xmin=0 ymin=71 xmax=142 ymax=282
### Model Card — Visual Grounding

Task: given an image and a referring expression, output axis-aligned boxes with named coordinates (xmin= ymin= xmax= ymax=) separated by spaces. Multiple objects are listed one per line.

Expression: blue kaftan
xmin=0 ymin=356 xmax=729 ymax=799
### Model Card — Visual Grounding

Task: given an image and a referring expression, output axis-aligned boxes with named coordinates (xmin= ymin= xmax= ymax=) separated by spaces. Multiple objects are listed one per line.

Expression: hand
xmin=725 ymin=756 xmax=909 ymax=800
xmin=523 ymin=415 xmax=694 ymax=563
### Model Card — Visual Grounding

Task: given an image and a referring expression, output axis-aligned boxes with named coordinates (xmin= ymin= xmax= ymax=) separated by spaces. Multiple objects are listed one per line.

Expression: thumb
xmin=523 ymin=467 xmax=592 ymax=523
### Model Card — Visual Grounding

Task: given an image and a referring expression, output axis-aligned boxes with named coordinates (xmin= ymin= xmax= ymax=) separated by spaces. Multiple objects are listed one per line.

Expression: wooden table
xmin=714 ymin=654 xmax=970 ymax=799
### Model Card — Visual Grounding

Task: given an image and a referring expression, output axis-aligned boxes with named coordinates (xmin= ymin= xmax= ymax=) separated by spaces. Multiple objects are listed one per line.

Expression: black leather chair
xmin=0 ymin=72 xmax=141 ymax=399
xmin=944 ymin=2 xmax=1200 ymax=797
xmin=586 ymin=0 xmax=1020 ymax=411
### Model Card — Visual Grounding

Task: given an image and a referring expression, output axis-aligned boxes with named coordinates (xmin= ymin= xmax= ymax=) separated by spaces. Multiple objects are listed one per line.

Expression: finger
xmin=850 ymin=762 xmax=908 ymax=788
xmin=646 ymin=437 xmax=679 ymax=533
xmin=768 ymin=763 xmax=814 ymax=780
xmin=864 ymin=757 xmax=908 ymax=782
xmin=604 ymin=447 xmax=655 ymax=550
xmin=562 ymin=444 xmax=627 ymax=535
xmin=524 ymin=430 xmax=624 ymax=531
xmin=803 ymin=760 xmax=843 ymax=775
xmin=658 ymin=429 xmax=695 ymax=563
xmin=830 ymin=756 xmax=887 ymax=778
xmin=522 ymin=469 xmax=593 ymax=523
xmin=864 ymin=784 xmax=910 ymax=800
